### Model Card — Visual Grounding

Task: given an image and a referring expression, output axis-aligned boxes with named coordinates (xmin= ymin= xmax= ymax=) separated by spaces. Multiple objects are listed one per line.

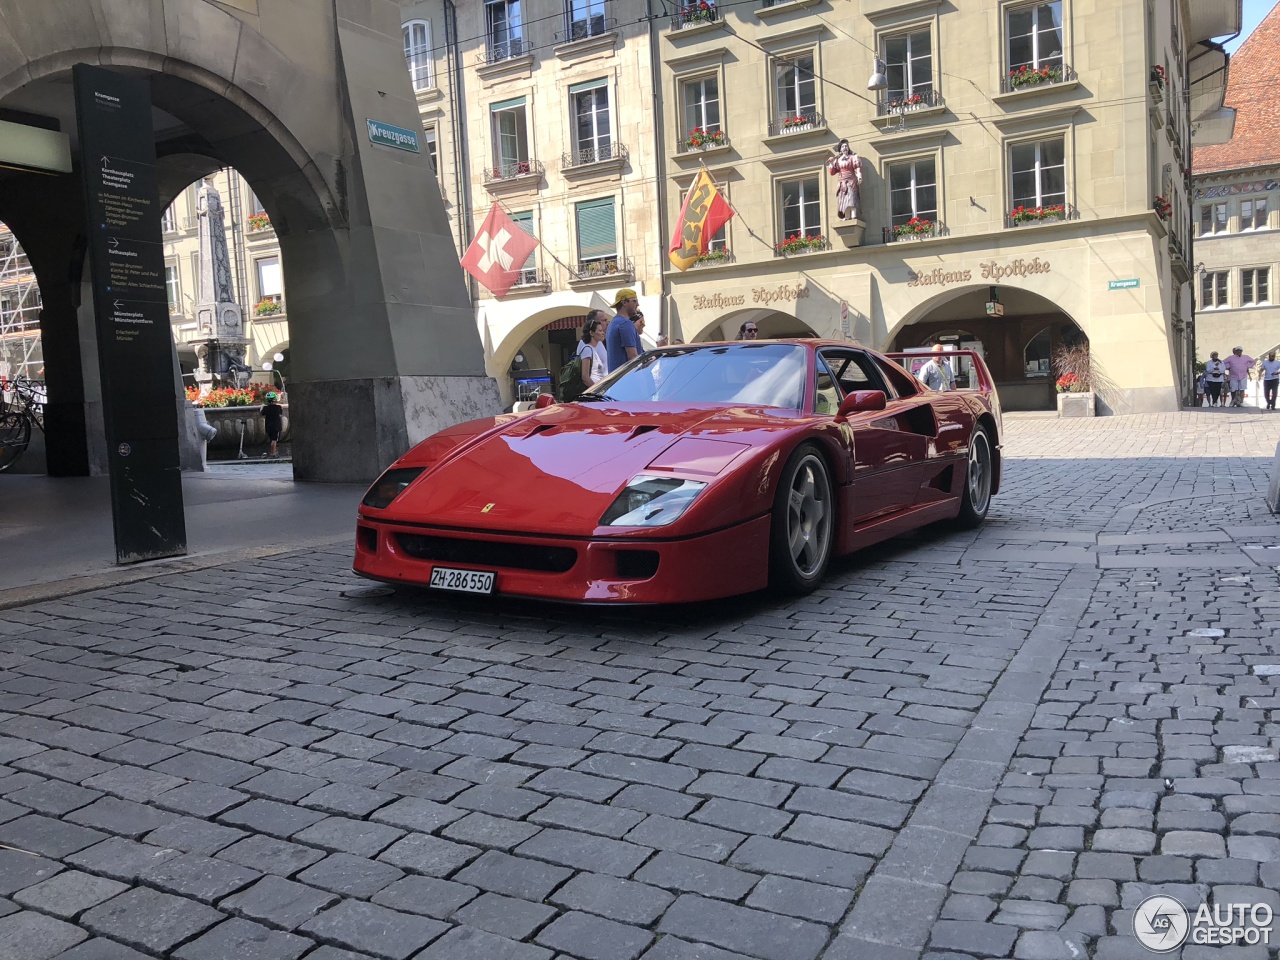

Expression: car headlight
xmin=600 ymin=475 xmax=707 ymax=527
xmin=361 ymin=467 xmax=425 ymax=509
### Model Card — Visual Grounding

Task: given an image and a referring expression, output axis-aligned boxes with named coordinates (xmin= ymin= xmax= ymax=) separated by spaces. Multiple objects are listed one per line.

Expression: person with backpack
xmin=1204 ymin=351 xmax=1226 ymax=407
xmin=558 ymin=310 xmax=608 ymax=401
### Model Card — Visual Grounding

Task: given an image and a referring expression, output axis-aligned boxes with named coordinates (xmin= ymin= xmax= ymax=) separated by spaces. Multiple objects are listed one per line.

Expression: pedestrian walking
xmin=261 ymin=391 xmax=283 ymax=458
xmin=1195 ymin=369 xmax=1207 ymax=407
xmin=1261 ymin=351 xmax=1280 ymax=410
xmin=1204 ymin=352 xmax=1226 ymax=406
xmin=606 ymin=289 xmax=643 ymax=371
xmin=1224 ymin=346 xmax=1255 ymax=407
xmin=919 ymin=344 xmax=956 ymax=391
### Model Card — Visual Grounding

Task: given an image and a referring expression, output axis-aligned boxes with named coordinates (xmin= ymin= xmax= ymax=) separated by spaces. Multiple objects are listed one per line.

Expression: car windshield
xmin=584 ymin=344 xmax=807 ymax=409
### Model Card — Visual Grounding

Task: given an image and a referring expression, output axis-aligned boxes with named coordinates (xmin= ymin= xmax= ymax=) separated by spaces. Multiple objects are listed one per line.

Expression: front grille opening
xmin=616 ymin=550 xmax=660 ymax=580
xmin=357 ymin=525 xmax=378 ymax=553
xmin=396 ymin=534 xmax=577 ymax=573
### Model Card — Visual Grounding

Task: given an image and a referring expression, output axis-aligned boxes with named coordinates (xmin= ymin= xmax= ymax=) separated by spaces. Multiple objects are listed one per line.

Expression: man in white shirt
xmin=1204 ymin=351 xmax=1226 ymax=406
xmin=1261 ymin=351 xmax=1280 ymax=410
xmin=919 ymin=344 xmax=955 ymax=391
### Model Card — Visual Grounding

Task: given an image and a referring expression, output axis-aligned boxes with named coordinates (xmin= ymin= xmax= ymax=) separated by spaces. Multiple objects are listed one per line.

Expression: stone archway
xmin=0 ymin=0 xmax=497 ymax=482
xmin=687 ymin=308 xmax=818 ymax=343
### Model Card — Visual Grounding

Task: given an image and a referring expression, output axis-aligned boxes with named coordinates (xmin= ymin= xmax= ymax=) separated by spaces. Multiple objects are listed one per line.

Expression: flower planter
xmin=1056 ymin=391 xmax=1095 ymax=418
xmin=201 ymin=404 xmax=291 ymax=448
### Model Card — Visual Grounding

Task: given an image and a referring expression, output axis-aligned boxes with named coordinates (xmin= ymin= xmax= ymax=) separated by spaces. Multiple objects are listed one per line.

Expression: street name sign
xmin=366 ymin=119 xmax=420 ymax=153
xmin=1109 ymin=278 xmax=1141 ymax=290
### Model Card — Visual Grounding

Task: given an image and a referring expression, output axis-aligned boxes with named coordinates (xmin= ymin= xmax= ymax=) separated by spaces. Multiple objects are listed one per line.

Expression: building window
xmin=256 ymin=257 xmax=283 ymax=302
xmin=780 ymin=176 xmax=822 ymax=239
xmin=1198 ymin=203 xmax=1227 ymax=235
xmin=884 ymin=29 xmax=933 ymax=103
xmin=161 ymin=207 xmax=177 ymax=234
xmin=681 ymin=76 xmax=721 ymax=138
xmin=491 ymin=98 xmax=530 ymax=176
xmin=887 ymin=157 xmax=938 ymax=227
xmin=774 ymin=53 xmax=817 ymax=124
xmin=1010 ymin=136 xmax=1066 ymax=211
xmin=1007 ymin=1 xmax=1064 ymax=73
xmin=1024 ymin=328 xmax=1051 ymax=377
xmin=486 ymin=0 xmax=523 ymax=59
xmin=424 ymin=126 xmax=439 ymax=177
xmin=510 ymin=211 xmax=539 ymax=284
xmin=190 ymin=252 xmax=199 ymax=299
xmin=249 ymin=191 xmax=266 ymax=216
xmin=575 ymin=197 xmax=617 ymax=272
xmin=566 ymin=0 xmax=606 ymax=39
xmin=1243 ymin=268 xmax=1270 ymax=306
xmin=1241 ymin=198 xmax=1268 ymax=231
xmin=571 ymin=80 xmax=612 ymax=163
xmin=403 ymin=20 xmax=432 ymax=91
xmin=165 ymin=263 xmax=180 ymax=312
xmin=1200 ymin=270 xmax=1228 ymax=308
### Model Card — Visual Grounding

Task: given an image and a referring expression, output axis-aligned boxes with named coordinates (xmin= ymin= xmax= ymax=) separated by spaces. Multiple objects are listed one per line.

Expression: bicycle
xmin=0 ymin=377 xmax=45 ymax=472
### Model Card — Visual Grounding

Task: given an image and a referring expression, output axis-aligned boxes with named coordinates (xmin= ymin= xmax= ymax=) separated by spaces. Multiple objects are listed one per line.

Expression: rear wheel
xmin=769 ymin=444 xmax=834 ymax=595
xmin=954 ymin=426 xmax=993 ymax=528
xmin=0 ymin=412 xmax=30 ymax=473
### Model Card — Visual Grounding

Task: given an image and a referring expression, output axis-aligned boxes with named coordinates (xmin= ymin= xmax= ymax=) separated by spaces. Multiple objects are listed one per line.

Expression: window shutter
xmin=575 ymin=198 xmax=616 ymax=259
xmin=569 ymin=79 xmax=606 ymax=96
xmin=491 ymin=96 xmax=526 ymax=112
xmin=511 ymin=211 xmax=535 ymax=237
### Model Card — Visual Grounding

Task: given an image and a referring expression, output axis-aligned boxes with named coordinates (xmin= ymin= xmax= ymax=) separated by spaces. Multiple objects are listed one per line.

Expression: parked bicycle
xmin=0 ymin=377 xmax=46 ymax=472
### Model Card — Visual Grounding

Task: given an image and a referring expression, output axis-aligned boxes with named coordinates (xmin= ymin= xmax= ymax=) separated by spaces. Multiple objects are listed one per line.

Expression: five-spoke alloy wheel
xmin=769 ymin=445 xmax=834 ymax=594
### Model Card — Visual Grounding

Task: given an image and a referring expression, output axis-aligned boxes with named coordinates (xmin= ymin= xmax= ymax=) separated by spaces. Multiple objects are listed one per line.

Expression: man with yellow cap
xmin=605 ymin=287 xmax=642 ymax=373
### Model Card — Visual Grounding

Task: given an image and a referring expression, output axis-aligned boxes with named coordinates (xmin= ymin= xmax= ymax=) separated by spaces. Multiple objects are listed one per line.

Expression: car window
xmin=819 ymin=349 xmax=892 ymax=398
xmin=589 ymin=343 xmax=808 ymax=409
xmin=873 ymin=356 xmax=923 ymax=397
xmin=814 ymin=356 xmax=840 ymax=415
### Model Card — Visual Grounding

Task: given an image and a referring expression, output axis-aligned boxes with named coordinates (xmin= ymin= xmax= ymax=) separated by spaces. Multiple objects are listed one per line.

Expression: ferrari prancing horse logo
xmin=481 ymin=503 xmax=496 ymax=513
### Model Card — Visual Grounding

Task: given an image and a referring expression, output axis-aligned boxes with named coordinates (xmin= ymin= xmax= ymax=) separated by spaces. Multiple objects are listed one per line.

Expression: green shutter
xmin=575 ymin=198 xmax=615 ymax=259
xmin=491 ymin=96 xmax=526 ymax=112
xmin=511 ymin=211 xmax=535 ymax=237
xmin=569 ymin=78 xmax=606 ymax=96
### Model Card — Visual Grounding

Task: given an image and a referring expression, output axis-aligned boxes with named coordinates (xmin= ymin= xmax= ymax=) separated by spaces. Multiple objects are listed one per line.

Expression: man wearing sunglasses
xmin=736 ymin=322 xmax=759 ymax=340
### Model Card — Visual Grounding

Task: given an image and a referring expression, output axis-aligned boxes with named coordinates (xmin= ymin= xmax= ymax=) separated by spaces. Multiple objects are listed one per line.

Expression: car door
xmin=820 ymin=348 xmax=932 ymax=521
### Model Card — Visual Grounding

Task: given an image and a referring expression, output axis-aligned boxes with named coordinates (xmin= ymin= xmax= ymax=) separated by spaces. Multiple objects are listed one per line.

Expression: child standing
xmin=262 ymin=391 xmax=283 ymax=458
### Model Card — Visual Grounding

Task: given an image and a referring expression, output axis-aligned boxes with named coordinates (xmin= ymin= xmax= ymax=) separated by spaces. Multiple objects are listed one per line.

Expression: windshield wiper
xmin=576 ymin=392 xmax=615 ymax=402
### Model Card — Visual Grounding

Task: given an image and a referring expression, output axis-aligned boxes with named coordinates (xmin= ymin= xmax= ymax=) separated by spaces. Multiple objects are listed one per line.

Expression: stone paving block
xmin=1013 ymin=931 xmax=1092 ymax=960
xmin=80 ymin=767 xmax=187 ymax=803
xmin=658 ymin=894 xmax=827 ymax=960
xmin=454 ymin=850 xmax=572 ymax=901
xmin=80 ymin=887 xmax=224 ymax=955
xmin=625 ymin=814 xmax=744 ymax=862
xmin=298 ymin=853 xmax=404 ymax=899
xmin=294 ymin=816 xmax=404 ymax=858
xmin=13 ymin=870 xmax=127 ymax=919
xmin=690 ymin=798 xmax=792 ymax=838
xmin=0 ymin=909 xmax=88 ymax=960
xmin=515 ymin=828 xmax=653 ymax=877
xmin=377 ymin=833 xmax=479 ymax=877
xmin=611 ymin=784 xmax=699 ymax=817
xmin=415 ymin=924 xmax=553 ymax=960
xmin=0 ymin=847 xmax=65 ymax=896
xmin=218 ymin=798 xmax=327 ymax=838
xmin=13 ymin=750 xmax=116 ymax=784
xmin=634 ymin=851 xmax=759 ymax=900
xmin=219 ymin=875 xmax=338 ymax=931
xmin=66 ymin=796 xmax=176 ymax=839
xmin=729 ymin=835 xmax=872 ymax=887
xmin=0 ymin=815 xmax=107 ymax=858
xmin=153 ymin=752 xmax=259 ymax=787
xmin=371 ymin=875 xmax=477 ymax=920
xmin=143 ymin=817 xmax=246 ymax=856
xmin=299 ymin=784 xmax=393 ymax=818
xmin=215 ymin=835 xmax=326 ymax=877
xmin=369 ymin=797 xmax=466 ymax=833
xmin=551 ymin=872 xmax=674 ymax=926
xmin=172 ymin=917 xmax=313 ymax=960
xmin=6 ymin=781 xmax=103 ymax=816
xmin=138 ymin=852 xmax=260 ymax=903
xmin=454 ymin=892 xmax=555 ymax=940
xmin=524 ymin=768 xmax=626 ymax=803
xmin=528 ymin=796 xmax=645 ymax=837
xmin=299 ymin=898 xmax=448 ymax=960
xmin=536 ymin=910 xmax=654 ymax=960
xmin=47 ymin=940 xmax=150 ymax=960
xmin=637 ymin=936 xmax=755 ymax=960
xmin=745 ymin=874 xmax=853 ymax=923
xmin=152 ymin=782 xmax=248 ymax=818
xmin=929 ymin=920 xmax=1019 ymax=956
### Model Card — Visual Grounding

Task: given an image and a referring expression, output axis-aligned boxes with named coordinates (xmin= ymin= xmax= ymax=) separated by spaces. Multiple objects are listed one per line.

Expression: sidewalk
xmin=0 ymin=410 xmax=1277 ymax=960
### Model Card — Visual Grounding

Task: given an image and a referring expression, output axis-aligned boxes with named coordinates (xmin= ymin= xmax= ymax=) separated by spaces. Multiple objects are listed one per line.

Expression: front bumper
xmin=353 ymin=515 xmax=771 ymax=603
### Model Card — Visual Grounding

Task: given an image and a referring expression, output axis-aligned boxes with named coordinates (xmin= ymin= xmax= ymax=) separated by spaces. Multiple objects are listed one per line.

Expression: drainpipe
xmin=445 ymin=0 xmax=477 ymax=303
xmin=646 ymin=0 xmax=671 ymax=339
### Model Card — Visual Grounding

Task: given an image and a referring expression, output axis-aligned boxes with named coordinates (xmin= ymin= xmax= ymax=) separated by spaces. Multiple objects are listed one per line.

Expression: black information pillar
xmin=73 ymin=64 xmax=187 ymax=563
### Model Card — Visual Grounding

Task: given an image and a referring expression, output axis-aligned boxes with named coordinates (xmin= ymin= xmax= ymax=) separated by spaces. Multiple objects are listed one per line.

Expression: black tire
xmin=0 ymin=412 xmax=30 ymax=473
xmin=954 ymin=425 xmax=993 ymax=528
xmin=768 ymin=444 xmax=835 ymax=595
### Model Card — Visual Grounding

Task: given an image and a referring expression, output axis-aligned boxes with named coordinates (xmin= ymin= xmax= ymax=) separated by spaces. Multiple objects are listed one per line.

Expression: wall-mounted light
xmin=867 ymin=56 xmax=888 ymax=91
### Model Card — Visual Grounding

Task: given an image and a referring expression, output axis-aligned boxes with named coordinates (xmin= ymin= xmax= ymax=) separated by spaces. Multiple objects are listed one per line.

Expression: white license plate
xmin=428 ymin=566 xmax=495 ymax=594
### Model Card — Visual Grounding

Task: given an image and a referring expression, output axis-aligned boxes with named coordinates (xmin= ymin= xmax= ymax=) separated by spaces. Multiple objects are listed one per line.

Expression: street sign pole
xmin=74 ymin=64 xmax=187 ymax=563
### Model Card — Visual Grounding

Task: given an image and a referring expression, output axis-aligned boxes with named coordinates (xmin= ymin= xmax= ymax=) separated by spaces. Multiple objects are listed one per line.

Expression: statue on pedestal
xmin=827 ymin=139 xmax=864 ymax=221
xmin=193 ymin=178 xmax=250 ymax=392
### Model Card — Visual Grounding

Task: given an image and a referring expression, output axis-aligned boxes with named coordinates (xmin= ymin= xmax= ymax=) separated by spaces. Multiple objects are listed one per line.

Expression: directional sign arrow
xmin=113 ymin=300 xmax=123 ymax=310
xmin=101 ymin=155 xmax=110 ymax=167
xmin=109 ymin=238 xmax=119 ymax=249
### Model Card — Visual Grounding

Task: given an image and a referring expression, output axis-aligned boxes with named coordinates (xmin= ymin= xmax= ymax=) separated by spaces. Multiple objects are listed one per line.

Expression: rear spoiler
xmin=882 ymin=350 xmax=1002 ymax=421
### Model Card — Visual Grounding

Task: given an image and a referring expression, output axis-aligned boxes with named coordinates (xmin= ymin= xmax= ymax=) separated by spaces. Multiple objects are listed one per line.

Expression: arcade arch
xmin=0 ymin=222 xmax=43 ymax=383
xmin=887 ymin=286 xmax=1088 ymax=411
xmin=688 ymin=309 xmax=819 ymax=343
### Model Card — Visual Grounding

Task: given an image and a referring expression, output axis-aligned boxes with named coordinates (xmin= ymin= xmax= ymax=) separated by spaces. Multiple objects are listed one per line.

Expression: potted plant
xmin=887 ymin=92 xmax=925 ymax=111
xmin=681 ymin=0 xmax=716 ymax=24
xmin=1008 ymin=63 xmax=1064 ymax=89
xmin=1053 ymin=343 xmax=1098 ymax=417
xmin=1150 ymin=64 xmax=1166 ymax=89
xmin=247 ymin=212 xmax=270 ymax=231
xmin=781 ymin=115 xmax=812 ymax=130
xmin=1153 ymin=196 xmax=1172 ymax=221
xmin=695 ymin=247 xmax=732 ymax=263
xmin=775 ymin=234 xmax=825 ymax=255
xmin=254 ymin=298 xmax=282 ymax=317
xmin=893 ymin=217 xmax=935 ymax=239
xmin=683 ymin=127 xmax=727 ymax=150
xmin=1010 ymin=204 xmax=1066 ymax=225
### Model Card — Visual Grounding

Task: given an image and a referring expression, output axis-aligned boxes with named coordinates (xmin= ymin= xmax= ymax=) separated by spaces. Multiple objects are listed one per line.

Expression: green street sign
xmin=1108 ymin=278 xmax=1140 ymax=290
xmin=366 ymin=119 xmax=420 ymax=153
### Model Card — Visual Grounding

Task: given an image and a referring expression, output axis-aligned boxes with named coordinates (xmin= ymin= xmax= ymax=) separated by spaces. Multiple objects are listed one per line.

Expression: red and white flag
xmin=460 ymin=203 xmax=539 ymax=299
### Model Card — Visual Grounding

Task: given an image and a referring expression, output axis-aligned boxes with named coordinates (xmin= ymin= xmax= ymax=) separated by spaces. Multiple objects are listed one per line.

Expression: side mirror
xmin=837 ymin=390 xmax=886 ymax=418
xmin=535 ymin=393 xmax=556 ymax=409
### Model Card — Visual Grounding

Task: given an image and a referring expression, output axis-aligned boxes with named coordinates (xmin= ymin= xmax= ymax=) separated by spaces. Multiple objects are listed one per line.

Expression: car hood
xmin=381 ymin=402 xmax=799 ymax=535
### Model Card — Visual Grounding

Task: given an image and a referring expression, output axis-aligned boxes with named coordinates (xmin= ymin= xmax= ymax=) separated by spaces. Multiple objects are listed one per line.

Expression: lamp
xmin=867 ymin=55 xmax=888 ymax=91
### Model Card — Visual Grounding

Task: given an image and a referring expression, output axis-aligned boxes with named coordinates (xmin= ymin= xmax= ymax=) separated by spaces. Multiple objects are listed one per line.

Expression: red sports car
xmin=354 ymin=341 xmax=1001 ymax=603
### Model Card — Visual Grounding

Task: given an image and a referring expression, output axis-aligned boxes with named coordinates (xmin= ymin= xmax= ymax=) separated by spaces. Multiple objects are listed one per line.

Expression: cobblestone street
xmin=1 ymin=410 xmax=1279 ymax=960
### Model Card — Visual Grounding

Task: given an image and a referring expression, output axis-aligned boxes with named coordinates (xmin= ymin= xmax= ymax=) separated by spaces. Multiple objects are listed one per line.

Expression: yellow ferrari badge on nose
xmin=481 ymin=503 xmax=496 ymax=513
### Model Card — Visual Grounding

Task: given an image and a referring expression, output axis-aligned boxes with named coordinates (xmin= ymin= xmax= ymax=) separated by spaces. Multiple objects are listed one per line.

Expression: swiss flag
xmin=460 ymin=203 xmax=540 ymax=299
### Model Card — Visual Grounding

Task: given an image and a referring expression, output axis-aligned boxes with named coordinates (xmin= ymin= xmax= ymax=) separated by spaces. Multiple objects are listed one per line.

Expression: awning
xmin=1189 ymin=0 xmax=1242 ymax=45
xmin=542 ymin=315 xmax=587 ymax=332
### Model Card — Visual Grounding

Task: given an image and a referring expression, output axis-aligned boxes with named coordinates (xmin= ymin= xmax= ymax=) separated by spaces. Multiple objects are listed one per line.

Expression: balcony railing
xmin=767 ymin=112 xmax=824 ymax=136
xmin=483 ymin=159 xmax=545 ymax=185
xmin=876 ymin=88 xmax=944 ymax=117
xmin=883 ymin=220 xmax=943 ymax=243
xmin=1003 ymin=203 xmax=1077 ymax=229
xmin=562 ymin=142 xmax=629 ymax=169
xmin=999 ymin=63 xmax=1077 ymax=94
xmin=669 ymin=3 xmax=719 ymax=30
xmin=479 ymin=36 xmax=526 ymax=63
xmin=555 ymin=16 xmax=616 ymax=43
xmin=512 ymin=267 xmax=550 ymax=288
xmin=773 ymin=235 xmax=829 ymax=257
xmin=693 ymin=249 xmax=735 ymax=266
xmin=571 ymin=256 xmax=633 ymax=281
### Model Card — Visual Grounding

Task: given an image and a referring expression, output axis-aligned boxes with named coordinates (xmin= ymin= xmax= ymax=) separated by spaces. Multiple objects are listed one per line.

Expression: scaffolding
xmin=0 ymin=225 xmax=42 ymax=381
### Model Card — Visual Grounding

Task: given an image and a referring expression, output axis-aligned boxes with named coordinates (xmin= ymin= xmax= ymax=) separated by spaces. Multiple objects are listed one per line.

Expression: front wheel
xmin=954 ymin=426 xmax=993 ymax=528
xmin=769 ymin=444 xmax=835 ymax=595
xmin=0 ymin=412 xmax=31 ymax=473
